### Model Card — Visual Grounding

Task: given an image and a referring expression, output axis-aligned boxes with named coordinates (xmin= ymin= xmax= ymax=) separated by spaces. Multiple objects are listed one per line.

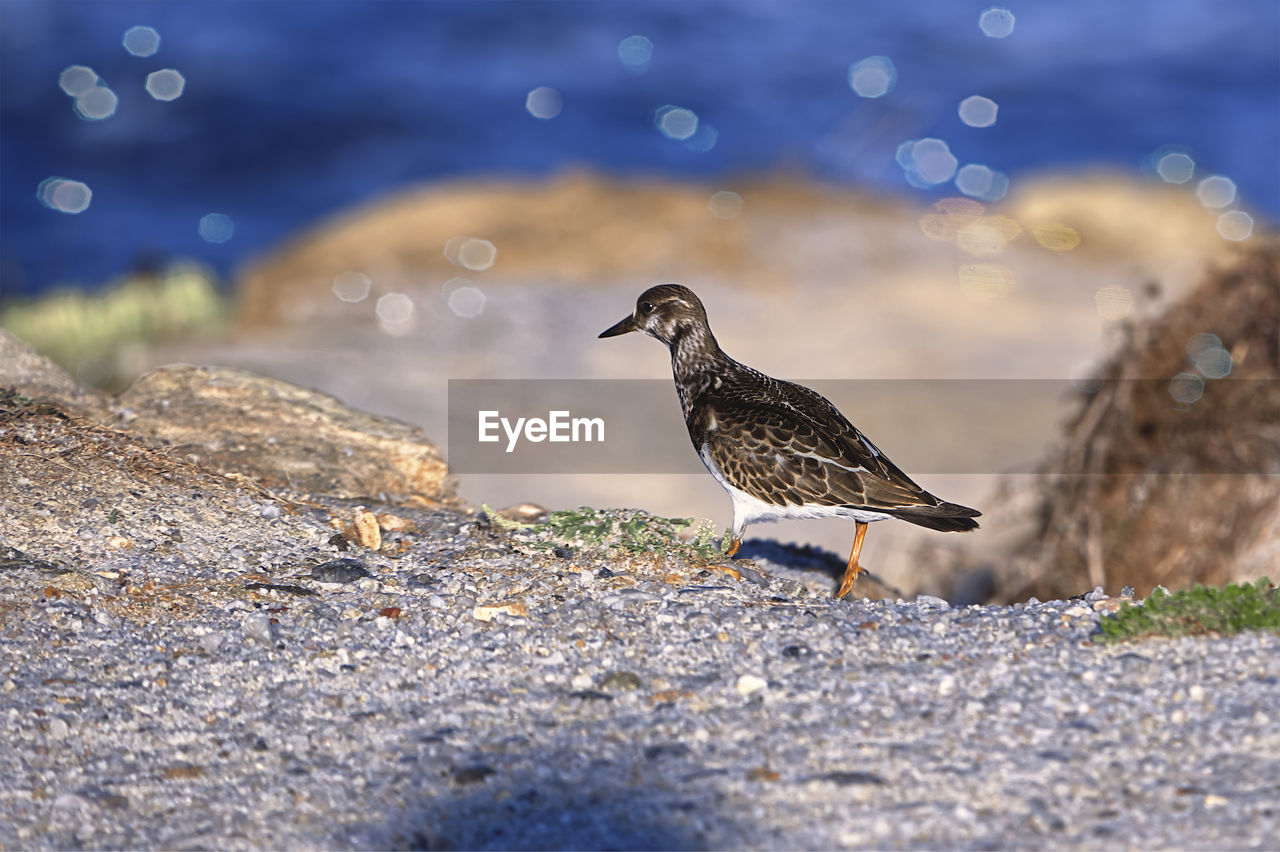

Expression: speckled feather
xmin=600 ymin=284 xmax=980 ymax=532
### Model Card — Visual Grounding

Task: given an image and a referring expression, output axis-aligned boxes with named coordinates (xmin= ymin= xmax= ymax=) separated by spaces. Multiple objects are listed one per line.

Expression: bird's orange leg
xmin=698 ymin=535 xmax=741 ymax=582
xmin=835 ymin=522 xmax=868 ymax=599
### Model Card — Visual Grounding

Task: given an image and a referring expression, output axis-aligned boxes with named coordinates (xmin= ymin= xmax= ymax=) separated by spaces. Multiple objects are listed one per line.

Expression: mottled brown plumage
xmin=600 ymin=284 xmax=980 ymax=597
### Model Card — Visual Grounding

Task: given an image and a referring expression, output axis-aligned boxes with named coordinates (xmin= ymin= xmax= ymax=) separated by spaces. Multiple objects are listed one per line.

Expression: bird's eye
xmin=639 ymin=301 xmax=655 ymax=314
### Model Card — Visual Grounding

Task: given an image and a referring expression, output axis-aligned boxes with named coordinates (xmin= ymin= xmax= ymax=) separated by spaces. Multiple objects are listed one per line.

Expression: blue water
xmin=2 ymin=0 xmax=1277 ymax=295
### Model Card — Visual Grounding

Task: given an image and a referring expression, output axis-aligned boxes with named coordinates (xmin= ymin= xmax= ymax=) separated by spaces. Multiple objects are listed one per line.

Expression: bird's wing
xmin=690 ymin=385 xmax=942 ymax=512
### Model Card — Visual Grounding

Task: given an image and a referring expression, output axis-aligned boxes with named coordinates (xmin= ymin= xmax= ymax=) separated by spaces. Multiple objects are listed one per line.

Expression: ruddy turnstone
xmin=599 ymin=284 xmax=980 ymax=598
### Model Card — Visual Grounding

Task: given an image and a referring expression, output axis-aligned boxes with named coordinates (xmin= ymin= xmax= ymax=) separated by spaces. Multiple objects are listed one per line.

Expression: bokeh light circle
xmin=448 ymin=286 xmax=487 ymax=318
xmin=526 ymin=86 xmax=562 ymax=119
xmin=75 ymin=86 xmax=118 ymax=120
xmin=1216 ymin=210 xmax=1253 ymax=241
xmin=37 ymin=177 xmax=93 ymax=214
xmin=1168 ymin=372 xmax=1204 ymax=405
xmin=1195 ymin=175 xmax=1236 ymax=209
xmin=958 ymin=95 xmax=998 ymax=127
xmin=376 ymin=293 xmax=415 ymax=325
xmin=655 ymin=105 xmax=698 ymax=140
xmin=332 ymin=272 xmax=372 ymax=303
xmin=979 ymin=7 xmax=1015 ymax=38
xmin=848 ymin=56 xmax=897 ymax=98
xmin=708 ymin=190 xmax=743 ymax=219
xmin=122 ymin=26 xmax=160 ymax=57
xmin=146 ymin=69 xmax=186 ymax=101
xmin=198 ymin=213 xmax=235 ymax=243
xmin=58 ymin=65 xmax=98 ymax=97
xmin=618 ymin=35 xmax=653 ymax=72
xmin=1156 ymin=152 xmax=1195 ymax=184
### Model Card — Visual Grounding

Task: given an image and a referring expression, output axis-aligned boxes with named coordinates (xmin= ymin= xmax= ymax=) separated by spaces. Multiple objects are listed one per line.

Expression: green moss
xmin=487 ymin=505 xmax=725 ymax=560
xmin=1 ymin=263 xmax=225 ymax=386
xmin=1095 ymin=578 xmax=1280 ymax=644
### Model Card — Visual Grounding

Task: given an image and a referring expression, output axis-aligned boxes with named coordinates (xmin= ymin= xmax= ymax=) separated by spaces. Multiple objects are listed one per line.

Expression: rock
xmin=599 ymin=670 xmax=642 ymax=692
xmin=450 ymin=764 xmax=495 ymax=784
xmin=310 ymin=559 xmax=372 ymax=584
xmin=241 ymin=612 xmax=273 ymax=645
xmin=0 ymin=329 xmax=107 ymax=417
xmin=811 ymin=770 xmax=886 ymax=786
xmin=472 ymin=601 xmax=527 ymax=622
xmin=352 ymin=506 xmax=381 ymax=550
xmin=115 ymin=365 xmax=455 ymax=503
xmin=735 ymin=674 xmax=768 ymax=696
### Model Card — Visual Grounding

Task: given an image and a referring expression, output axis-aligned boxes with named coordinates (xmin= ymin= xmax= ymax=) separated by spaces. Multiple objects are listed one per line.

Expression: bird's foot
xmin=724 ymin=536 xmax=741 ymax=558
xmin=835 ymin=563 xmax=864 ymax=600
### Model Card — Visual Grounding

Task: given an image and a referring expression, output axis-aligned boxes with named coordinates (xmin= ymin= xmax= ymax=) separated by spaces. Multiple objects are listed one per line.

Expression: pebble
xmin=0 ymin=501 xmax=1275 ymax=852
xmin=241 ymin=612 xmax=273 ymax=645
xmin=310 ymin=559 xmax=372 ymax=584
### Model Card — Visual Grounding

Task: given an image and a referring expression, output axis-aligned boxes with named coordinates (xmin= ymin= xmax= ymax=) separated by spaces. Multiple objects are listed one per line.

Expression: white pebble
xmin=735 ymin=674 xmax=768 ymax=696
xmin=241 ymin=612 xmax=273 ymax=644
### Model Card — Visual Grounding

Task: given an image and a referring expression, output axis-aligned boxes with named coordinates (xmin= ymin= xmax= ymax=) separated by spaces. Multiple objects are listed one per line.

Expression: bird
xmin=599 ymin=284 xmax=980 ymax=599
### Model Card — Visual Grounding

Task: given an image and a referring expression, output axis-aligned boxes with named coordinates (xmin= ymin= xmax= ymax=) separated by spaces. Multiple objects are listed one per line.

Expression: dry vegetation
xmin=1007 ymin=243 xmax=1280 ymax=600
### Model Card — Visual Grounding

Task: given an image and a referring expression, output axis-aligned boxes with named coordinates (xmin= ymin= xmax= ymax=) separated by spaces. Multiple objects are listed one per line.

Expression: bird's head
xmin=598 ymin=284 xmax=711 ymax=347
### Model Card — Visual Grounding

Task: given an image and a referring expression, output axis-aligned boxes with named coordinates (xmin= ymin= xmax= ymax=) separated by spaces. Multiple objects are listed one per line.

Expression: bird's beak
xmin=598 ymin=314 xmax=639 ymax=338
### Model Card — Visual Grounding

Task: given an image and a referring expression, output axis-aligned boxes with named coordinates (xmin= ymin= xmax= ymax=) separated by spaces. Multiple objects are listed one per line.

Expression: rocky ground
xmin=2 ymin=331 xmax=1277 ymax=850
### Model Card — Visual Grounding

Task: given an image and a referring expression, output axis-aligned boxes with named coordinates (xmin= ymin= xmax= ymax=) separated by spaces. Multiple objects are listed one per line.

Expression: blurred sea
xmin=2 ymin=0 xmax=1277 ymax=295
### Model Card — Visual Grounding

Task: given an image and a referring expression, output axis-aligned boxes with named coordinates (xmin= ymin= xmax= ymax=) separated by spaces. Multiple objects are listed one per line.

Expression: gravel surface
xmin=1 ymin=502 xmax=1276 ymax=850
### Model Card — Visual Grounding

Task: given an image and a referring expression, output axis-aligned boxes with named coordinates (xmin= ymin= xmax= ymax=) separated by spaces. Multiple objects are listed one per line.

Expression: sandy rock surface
xmin=2 ymin=335 xmax=1277 ymax=849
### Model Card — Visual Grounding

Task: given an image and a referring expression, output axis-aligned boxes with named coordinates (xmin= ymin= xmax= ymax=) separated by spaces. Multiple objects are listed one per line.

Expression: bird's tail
xmin=887 ymin=501 xmax=981 ymax=532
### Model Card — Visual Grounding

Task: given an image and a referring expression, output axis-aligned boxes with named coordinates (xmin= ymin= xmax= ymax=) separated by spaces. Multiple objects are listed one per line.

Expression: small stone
xmin=813 ymin=770 xmax=886 ymax=786
xmin=569 ymin=689 xmax=613 ymax=701
xmin=473 ymin=602 xmax=527 ymax=622
xmin=376 ymin=512 xmax=414 ymax=532
xmin=2 ymin=679 xmax=15 ymax=693
xmin=600 ymin=670 xmax=642 ymax=692
xmin=643 ymin=742 xmax=692 ymax=760
xmin=198 ymin=632 xmax=223 ymax=654
xmin=353 ymin=506 xmax=381 ymax=550
xmin=570 ymin=673 xmax=593 ymax=690
xmin=553 ymin=546 xmax=572 ymax=559
xmin=496 ymin=503 xmax=547 ymax=523
xmin=48 ymin=718 xmax=70 ymax=740
xmin=735 ymin=674 xmax=768 ymax=696
xmin=311 ymin=559 xmax=371 ymax=584
xmin=259 ymin=502 xmax=282 ymax=520
xmin=1204 ymin=793 xmax=1228 ymax=808
xmin=241 ymin=612 xmax=273 ymax=645
xmin=781 ymin=644 xmax=812 ymax=659
xmin=916 ymin=594 xmax=950 ymax=608
xmin=452 ymin=764 xmax=495 ymax=784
